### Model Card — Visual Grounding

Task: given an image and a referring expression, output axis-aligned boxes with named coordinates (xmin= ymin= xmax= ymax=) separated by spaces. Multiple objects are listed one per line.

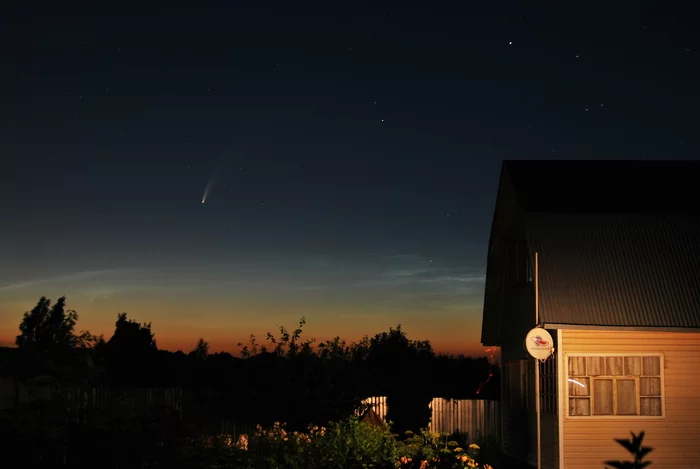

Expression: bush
xmin=395 ymin=429 xmax=493 ymax=469
xmin=178 ymin=416 xmax=493 ymax=469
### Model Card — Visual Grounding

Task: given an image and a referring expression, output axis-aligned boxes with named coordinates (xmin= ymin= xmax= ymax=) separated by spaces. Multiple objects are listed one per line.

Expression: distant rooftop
xmin=504 ymin=159 xmax=700 ymax=214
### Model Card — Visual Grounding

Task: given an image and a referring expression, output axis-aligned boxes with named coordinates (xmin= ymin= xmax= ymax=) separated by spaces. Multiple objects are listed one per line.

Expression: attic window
xmin=506 ymin=239 xmax=533 ymax=286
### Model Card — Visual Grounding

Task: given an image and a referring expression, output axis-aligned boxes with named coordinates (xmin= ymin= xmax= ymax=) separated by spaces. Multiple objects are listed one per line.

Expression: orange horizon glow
xmin=0 ymin=259 xmax=489 ymax=358
xmin=0 ymin=330 xmax=491 ymax=358
xmin=0 ymin=303 xmax=490 ymax=358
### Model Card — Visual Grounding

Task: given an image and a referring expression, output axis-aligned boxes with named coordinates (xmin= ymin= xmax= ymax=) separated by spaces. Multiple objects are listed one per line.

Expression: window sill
xmin=565 ymin=415 xmax=665 ymax=420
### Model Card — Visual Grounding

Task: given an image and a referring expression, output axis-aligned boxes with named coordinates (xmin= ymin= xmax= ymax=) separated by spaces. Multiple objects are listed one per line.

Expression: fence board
xmin=358 ymin=396 xmax=500 ymax=442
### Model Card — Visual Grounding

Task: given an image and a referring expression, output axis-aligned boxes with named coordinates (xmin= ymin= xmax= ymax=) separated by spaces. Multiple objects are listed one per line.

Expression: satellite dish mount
xmin=524 ymin=327 xmax=555 ymax=363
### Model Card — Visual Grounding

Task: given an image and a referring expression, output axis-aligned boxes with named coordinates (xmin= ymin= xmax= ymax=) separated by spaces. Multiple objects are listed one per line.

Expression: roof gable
xmin=481 ymin=159 xmax=700 ymax=339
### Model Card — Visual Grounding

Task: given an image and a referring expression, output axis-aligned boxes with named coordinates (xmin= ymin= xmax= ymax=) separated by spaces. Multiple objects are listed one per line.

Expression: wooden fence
xmin=359 ymin=396 xmax=500 ymax=442
xmin=62 ymin=386 xmax=184 ymax=421
xmin=0 ymin=378 xmax=183 ymax=420
xmin=1 ymin=379 xmax=500 ymax=441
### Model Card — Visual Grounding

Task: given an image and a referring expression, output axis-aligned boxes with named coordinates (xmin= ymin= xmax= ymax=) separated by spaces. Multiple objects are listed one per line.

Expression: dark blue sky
xmin=1 ymin=3 xmax=697 ymax=354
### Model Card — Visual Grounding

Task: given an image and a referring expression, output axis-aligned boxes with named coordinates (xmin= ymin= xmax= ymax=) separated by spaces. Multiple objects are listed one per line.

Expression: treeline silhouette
xmin=0 ymin=296 xmax=499 ymax=467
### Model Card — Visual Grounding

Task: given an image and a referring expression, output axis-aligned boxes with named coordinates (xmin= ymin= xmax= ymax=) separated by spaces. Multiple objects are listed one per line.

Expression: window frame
xmin=564 ymin=352 xmax=666 ymax=420
xmin=540 ymin=354 xmax=558 ymax=414
xmin=505 ymin=239 xmax=533 ymax=287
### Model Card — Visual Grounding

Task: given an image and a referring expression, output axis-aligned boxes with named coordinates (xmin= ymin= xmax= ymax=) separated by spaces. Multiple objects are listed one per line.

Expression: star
xmin=509 ymin=41 xmax=513 ymax=45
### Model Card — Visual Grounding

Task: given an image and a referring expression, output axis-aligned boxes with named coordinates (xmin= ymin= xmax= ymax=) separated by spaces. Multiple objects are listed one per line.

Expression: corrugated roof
xmin=527 ymin=212 xmax=700 ymax=328
xmin=481 ymin=160 xmax=700 ymax=340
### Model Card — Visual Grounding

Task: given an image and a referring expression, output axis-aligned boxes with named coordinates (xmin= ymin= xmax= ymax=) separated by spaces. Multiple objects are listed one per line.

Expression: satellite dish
xmin=524 ymin=327 xmax=554 ymax=360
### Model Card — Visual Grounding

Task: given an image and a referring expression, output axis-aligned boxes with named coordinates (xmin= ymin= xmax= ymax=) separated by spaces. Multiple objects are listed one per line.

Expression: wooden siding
xmin=561 ymin=330 xmax=700 ymax=469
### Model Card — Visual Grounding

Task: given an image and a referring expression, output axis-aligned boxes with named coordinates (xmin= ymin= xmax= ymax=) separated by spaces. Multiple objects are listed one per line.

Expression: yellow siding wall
xmin=561 ymin=330 xmax=700 ymax=469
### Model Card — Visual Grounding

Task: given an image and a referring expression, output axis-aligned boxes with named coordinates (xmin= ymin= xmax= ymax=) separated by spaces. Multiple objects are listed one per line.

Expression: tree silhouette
xmin=14 ymin=296 xmax=97 ymax=391
xmin=102 ymin=312 xmax=158 ymax=386
xmin=189 ymin=338 xmax=209 ymax=360
xmin=4 ymin=296 xmax=503 ymax=468
xmin=367 ymin=325 xmax=435 ymax=436
xmin=16 ymin=296 xmax=94 ymax=351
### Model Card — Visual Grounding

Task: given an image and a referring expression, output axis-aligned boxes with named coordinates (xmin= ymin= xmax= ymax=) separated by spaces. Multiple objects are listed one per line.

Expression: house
xmin=481 ymin=160 xmax=700 ymax=469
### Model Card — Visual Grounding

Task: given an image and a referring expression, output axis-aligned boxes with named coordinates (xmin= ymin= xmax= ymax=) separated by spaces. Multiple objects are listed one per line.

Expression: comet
xmin=200 ymin=157 xmax=233 ymax=204
xmin=201 ymin=174 xmax=215 ymax=204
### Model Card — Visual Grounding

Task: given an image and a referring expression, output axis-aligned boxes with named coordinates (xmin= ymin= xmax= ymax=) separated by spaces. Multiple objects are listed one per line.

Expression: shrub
xmin=177 ymin=416 xmax=494 ymax=469
xmin=395 ymin=428 xmax=493 ymax=469
xmin=308 ymin=416 xmax=396 ymax=469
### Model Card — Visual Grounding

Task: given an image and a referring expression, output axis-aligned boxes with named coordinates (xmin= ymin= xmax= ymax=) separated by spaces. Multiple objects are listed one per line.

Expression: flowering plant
xmin=395 ymin=429 xmax=493 ymax=469
xmin=179 ymin=417 xmax=494 ymax=469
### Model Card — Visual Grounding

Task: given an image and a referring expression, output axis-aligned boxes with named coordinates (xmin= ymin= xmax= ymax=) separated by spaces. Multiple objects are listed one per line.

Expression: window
xmin=522 ymin=239 xmax=533 ymax=285
xmin=505 ymin=239 xmax=533 ymax=286
xmin=506 ymin=243 xmax=518 ymax=286
xmin=540 ymin=355 xmax=557 ymax=414
xmin=567 ymin=355 xmax=663 ymax=417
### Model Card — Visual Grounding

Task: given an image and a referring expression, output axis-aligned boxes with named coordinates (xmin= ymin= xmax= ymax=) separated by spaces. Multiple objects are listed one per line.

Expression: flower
xmin=468 ymin=443 xmax=480 ymax=450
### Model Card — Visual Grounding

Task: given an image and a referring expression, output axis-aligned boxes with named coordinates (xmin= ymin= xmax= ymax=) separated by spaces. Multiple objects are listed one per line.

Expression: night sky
xmin=1 ymin=3 xmax=697 ymax=355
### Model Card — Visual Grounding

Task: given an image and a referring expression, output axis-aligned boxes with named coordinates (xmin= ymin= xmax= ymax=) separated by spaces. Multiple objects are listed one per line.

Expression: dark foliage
xmin=1 ymin=296 xmax=501 ymax=468
xmin=604 ymin=431 xmax=654 ymax=469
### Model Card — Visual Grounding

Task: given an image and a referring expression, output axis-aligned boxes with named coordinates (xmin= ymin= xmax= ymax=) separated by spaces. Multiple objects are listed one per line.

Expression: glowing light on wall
xmin=475 ymin=347 xmax=498 ymax=395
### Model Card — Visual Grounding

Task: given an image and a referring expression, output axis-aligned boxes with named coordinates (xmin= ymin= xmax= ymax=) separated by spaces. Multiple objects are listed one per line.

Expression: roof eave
xmin=543 ymin=323 xmax=700 ymax=333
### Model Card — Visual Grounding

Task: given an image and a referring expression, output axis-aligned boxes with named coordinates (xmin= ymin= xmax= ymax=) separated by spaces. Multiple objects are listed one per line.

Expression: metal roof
xmin=527 ymin=212 xmax=700 ymax=328
xmin=481 ymin=160 xmax=700 ymax=342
